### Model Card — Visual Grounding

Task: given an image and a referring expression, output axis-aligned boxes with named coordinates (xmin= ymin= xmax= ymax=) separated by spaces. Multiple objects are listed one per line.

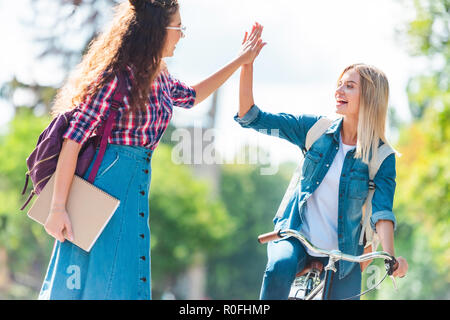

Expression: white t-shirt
xmin=301 ymin=135 xmax=356 ymax=257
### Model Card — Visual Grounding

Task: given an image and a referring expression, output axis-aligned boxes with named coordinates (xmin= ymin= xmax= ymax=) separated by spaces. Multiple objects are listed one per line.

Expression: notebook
xmin=27 ymin=174 xmax=120 ymax=252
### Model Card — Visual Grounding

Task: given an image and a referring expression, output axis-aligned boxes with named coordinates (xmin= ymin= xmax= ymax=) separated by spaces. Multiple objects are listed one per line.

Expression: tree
xmin=148 ymin=143 xmax=234 ymax=299
xmin=206 ymin=149 xmax=295 ymax=299
xmin=0 ymin=109 xmax=54 ymax=299
xmin=363 ymin=0 xmax=450 ymax=299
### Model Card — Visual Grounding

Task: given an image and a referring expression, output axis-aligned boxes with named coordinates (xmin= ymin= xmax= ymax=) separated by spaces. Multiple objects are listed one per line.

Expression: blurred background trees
xmin=364 ymin=0 xmax=449 ymax=299
xmin=0 ymin=0 xmax=448 ymax=299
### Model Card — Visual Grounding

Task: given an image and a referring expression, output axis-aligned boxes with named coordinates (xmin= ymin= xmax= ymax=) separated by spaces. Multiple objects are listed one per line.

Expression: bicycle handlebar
xmin=258 ymin=229 xmax=395 ymax=263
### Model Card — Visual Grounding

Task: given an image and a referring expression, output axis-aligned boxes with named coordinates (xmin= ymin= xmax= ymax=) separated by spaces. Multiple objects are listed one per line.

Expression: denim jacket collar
xmin=325 ymin=117 xmax=344 ymax=144
xmin=325 ymin=117 xmax=385 ymax=149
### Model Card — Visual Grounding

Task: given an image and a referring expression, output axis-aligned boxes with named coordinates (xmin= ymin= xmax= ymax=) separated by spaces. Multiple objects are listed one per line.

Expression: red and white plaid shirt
xmin=63 ymin=66 xmax=196 ymax=151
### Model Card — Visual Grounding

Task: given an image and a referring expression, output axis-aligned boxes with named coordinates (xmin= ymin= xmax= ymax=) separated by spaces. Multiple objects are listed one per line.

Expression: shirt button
xmin=339 ymin=234 xmax=343 ymax=238
xmin=316 ymin=181 xmax=319 ymax=185
xmin=140 ymin=277 xmax=147 ymax=282
xmin=143 ymin=169 xmax=149 ymax=174
xmin=140 ymin=191 xmax=145 ymax=195
xmin=342 ymin=174 xmax=346 ymax=177
xmin=139 ymin=234 xmax=145 ymax=239
xmin=139 ymin=212 xmax=145 ymax=217
xmin=140 ymin=256 xmax=146 ymax=261
xmin=336 ymin=147 xmax=339 ymax=150
xmin=326 ymin=164 xmax=330 ymax=167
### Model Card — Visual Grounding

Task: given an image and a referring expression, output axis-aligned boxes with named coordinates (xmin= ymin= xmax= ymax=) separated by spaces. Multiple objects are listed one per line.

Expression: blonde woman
xmin=234 ymin=24 xmax=408 ymax=300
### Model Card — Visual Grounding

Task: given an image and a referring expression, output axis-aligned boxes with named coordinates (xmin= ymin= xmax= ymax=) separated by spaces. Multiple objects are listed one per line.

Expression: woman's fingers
xmin=238 ymin=22 xmax=265 ymax=65
xmin=393 ymin=256 xmax=408 ymax=278
xmin=64 ymin=221 xmax=74 ymax=242
xmin=242 ymin=31 xmax=248 ymax=45
xmin=47 ymin=227 xmax=65 ymax=242
xmin=247 ymin=24 xmax=257 ymax=42
xmin=256 ymin=41 xmax=267 ymax=56
xmin=248 ymin=22 xmax=263 ymax=43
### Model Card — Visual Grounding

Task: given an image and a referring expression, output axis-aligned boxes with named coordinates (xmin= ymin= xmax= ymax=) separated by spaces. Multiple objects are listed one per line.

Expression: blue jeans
xmin=260 ymin=237 xmax=362 ymax=300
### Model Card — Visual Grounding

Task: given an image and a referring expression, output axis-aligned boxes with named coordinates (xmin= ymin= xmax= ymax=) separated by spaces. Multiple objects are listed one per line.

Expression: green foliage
xmin=366 ymin=0 xmax=450 ymax=299
xmin=404 ymin=0 xmax=449 ymax=58
xmin=206 ymin=157 xmax=294 ymax=299
xmin=403 ymin=0 xmax=449 ymax=121
xmin=0 ymin=109 xmax=54 ymax=298
xmin=139 ymin=144 xmax=234 ymax=298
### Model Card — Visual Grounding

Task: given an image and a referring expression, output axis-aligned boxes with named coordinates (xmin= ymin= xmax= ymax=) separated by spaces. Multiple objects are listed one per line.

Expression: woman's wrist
xmin=50 ymin=202 xmax=66 ymax=212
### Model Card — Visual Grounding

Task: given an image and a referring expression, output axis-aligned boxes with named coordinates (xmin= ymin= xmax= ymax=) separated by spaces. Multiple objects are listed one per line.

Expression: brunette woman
xmin=40 ymin=0 xmax=263 ymax=300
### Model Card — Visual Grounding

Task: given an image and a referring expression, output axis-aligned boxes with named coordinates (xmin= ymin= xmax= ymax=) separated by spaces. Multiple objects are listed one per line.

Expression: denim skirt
xmin=38 ymin=144 xmax=153 ymax=300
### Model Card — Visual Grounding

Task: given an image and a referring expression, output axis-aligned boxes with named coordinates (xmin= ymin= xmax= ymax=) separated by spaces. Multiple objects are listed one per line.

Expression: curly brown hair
xmin=51 ymin=0 xmax=179 ymax=117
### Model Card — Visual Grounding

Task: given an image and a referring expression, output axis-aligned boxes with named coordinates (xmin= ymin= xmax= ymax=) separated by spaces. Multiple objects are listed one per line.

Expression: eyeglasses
xmin=166 ymin=25 xmax=186 ymax=38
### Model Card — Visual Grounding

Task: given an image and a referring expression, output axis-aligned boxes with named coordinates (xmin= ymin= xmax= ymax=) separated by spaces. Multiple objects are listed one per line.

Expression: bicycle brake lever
xmin=390 ymin=275 xmax=398 ymax=291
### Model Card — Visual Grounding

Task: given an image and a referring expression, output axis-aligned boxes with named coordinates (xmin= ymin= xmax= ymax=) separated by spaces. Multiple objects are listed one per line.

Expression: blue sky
xmin=1 ymin=0 xmax=427 ymax=164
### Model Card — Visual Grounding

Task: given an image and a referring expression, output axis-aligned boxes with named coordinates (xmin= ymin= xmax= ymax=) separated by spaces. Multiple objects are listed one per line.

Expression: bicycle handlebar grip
xmin=258 ymin=230 xmax=281 ymax=244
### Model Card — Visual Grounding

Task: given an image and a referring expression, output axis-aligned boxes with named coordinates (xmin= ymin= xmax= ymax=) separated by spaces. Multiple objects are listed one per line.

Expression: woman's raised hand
xmin=238 ymin=22 xmax=267 ymax=66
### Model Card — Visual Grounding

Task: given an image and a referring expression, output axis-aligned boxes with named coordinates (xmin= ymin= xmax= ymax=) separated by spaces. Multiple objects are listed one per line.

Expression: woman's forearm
xmin=50 ymin=139 xmax=82 ymax=211
xmin=375 ymin=220 xmax=395 ymax=256
xmin=239 ymin=64 xmax=254 ymax=118
xmin=192 ymin=57 xmax=244 ymax=106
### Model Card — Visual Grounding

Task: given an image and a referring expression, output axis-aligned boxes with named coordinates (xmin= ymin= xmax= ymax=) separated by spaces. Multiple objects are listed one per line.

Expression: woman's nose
xmin=335 ymin=85 xmax=345 ymax=95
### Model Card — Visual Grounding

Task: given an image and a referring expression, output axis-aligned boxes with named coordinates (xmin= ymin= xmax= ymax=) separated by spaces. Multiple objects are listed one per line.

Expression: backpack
xmin=20 ymin=71 xmax=127 ymax=211
xmin=274 ymin=117 xmax=394 ymax=258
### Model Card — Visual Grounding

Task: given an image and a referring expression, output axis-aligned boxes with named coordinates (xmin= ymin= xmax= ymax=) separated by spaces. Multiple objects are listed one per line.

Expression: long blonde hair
xmin=338 ymin=63 xmax=400 ymax=165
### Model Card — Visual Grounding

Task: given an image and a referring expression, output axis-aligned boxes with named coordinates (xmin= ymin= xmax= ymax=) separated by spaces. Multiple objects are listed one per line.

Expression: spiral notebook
xmin=27 ymin=174 xmax=120 ymax=252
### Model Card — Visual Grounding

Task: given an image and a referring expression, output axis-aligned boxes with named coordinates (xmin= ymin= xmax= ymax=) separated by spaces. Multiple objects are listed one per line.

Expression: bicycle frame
xmin=258 ymin=229 xmax=397 ymax=300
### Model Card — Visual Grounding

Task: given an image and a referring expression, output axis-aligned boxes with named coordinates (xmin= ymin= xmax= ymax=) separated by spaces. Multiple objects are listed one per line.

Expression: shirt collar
xmin=325 ymin=117 xmax=344 ymax=143
xmin=325 ymin=117 xmax=386 ymax=154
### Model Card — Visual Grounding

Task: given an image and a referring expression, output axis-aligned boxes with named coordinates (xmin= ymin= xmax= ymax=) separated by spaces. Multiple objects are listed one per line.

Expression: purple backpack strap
xmin=87 ymin=71 xmax=127 ymax=184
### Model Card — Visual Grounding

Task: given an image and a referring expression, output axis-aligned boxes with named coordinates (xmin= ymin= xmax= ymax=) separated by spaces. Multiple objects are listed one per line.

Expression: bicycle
xmin=258 ymin=229 xmax=399 ymax=300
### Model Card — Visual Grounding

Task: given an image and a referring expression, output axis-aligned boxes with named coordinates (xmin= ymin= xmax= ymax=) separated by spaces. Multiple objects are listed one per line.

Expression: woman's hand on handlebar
xmin=392 ymin=256 xmax=408 ymax=278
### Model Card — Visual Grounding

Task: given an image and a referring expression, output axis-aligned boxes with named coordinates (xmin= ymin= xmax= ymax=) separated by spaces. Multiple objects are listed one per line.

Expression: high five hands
xmin=238 ymin=22 xmax=267 ymax=66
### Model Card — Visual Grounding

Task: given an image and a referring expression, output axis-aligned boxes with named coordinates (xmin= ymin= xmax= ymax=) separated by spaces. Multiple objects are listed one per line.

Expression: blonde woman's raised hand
xmin=238 ymin=22 xmax=267 ymax=66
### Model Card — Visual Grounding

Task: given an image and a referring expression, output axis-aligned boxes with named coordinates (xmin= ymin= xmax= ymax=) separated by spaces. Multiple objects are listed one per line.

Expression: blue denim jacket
xmin=234 ymin=105 xmax=397 ymax=279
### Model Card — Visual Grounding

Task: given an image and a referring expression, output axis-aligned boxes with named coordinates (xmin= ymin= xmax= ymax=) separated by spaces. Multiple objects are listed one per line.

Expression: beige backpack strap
xmin=275 ymin=117 xmax=332 ymax=219
xmin=305 ymin=118 xmax=333 ymax=151
xmin=359 ymin=144 xmax=395 ymax=246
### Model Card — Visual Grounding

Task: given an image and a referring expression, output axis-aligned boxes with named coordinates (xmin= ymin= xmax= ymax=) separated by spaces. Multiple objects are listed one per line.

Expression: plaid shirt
xmin=63 ymin=67 xmax=196 ymax=150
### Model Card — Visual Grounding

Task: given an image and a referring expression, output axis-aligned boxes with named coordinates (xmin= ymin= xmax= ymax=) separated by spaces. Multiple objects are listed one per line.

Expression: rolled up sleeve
xmin=233 ymin=104 xmax=261 ymax=127
xmin=370 ymin=153 xmax=397 ymax=231
xmin=233 ymin=104 xmax=322 ymax=150
xmin=167 ymin=72 xmax=196 ymax=109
